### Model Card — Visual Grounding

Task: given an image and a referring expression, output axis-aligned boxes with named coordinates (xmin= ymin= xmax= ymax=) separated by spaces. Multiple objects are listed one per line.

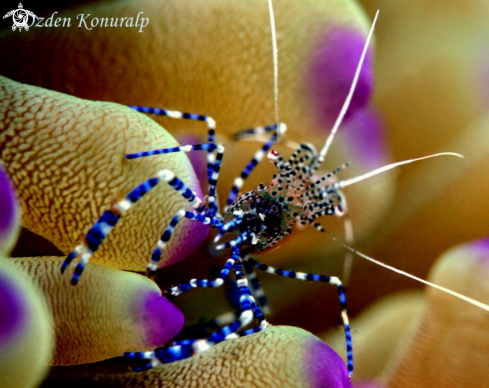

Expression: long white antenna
xmin=267 ymin=0 xmax=280 ymax=131
xmin=319 ymin=10 xmax=379 ymax=161
xmin=336 ymin=152 xmax=464 ymax=189
xmin=327 ymin=232 xmax=489 ymax=312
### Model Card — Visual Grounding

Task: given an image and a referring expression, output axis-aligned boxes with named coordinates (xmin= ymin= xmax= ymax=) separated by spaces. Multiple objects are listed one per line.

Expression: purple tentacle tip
xmin=306 ymin=26 xmax=373 ymax=130
xmin=304 ymin=339 xmax=352 ymax=388
xmin=138 ymin=291 xmax=184 ymax=347
xmin=470 ymin=237 xmax=489 ymax=252
xmin=465 ymin=237 xmax=489 ymax=266
xmin=0 ymin=165 xmax=19 ymax=244
xmin=0 ymin=273 xmax=26 ymax=345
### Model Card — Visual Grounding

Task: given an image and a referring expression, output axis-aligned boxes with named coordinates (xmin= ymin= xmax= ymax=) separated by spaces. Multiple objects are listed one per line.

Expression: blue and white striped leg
xmin=125 ymin=309 xmax=251 ymax=372
xmin=124 ymin=339 xmax=196 ymax=371
xmin=127 ymin=107 xmax=216 ymax=149
xmin=126 ymin=142 xmax=223 ymax=215
xmin=243 ymin=255 xmax=271 ymax=316
xmin=232 ymin=122 xmax=286 ymax=140
xmin=225 ymin=123 xmax=286 ymax=208
xmin=127 ymin=151 xmax=212 ymax=212
xmin=127 ymin=106 xmax=222 ymax=214
xmin=168 ymin=247 xmax=239 ymax=296
xmin=174 ymin=311 xmax=239 ymax=341
xmin=127 ymin=107 xmax=217 ymax=172
xmin=206 ymin=144 xmax=224 ymax=216
xmin=62 ymin=176 xmax=163 ymax=285
xmin=157 ymin=169 xmax=204 ymax=209
xmin=194 ymin=263 xmax=264 ymax=346
xmin=233 ymin=258 xmax=268 ymax=333
xmin=171 ymin=257 xmax=266 ymax=356
xmin=62 ymin=169 xmax=203 ymax=284
xmin=123 ymin=350 xmax=164 ymax=371
xmin=125 ymin=307 xmax=263 ymax=371
xmin=126 ymin=143 xmax=218 ymax=160
xmin=124 ymin=257 xmax=267 ymax=371
xmin=214 ymin=230 xmax=252 ymax=250
xmin=147 ymin=208 xmax=221 ymax=273
xmin=213 ymin=212 xmax=244 ymax=244
xmin=244 ymin=257 xmax=353 ymax=376
xmin=132 ymin=306 xmax=256 ymax=370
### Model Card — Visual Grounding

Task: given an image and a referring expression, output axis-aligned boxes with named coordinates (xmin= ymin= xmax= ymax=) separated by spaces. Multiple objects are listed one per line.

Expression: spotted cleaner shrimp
xmin=58 ymin=5 xmax=488 ymax=378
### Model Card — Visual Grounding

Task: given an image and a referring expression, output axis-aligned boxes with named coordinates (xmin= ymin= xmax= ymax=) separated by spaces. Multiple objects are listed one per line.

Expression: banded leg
xmin=147 ymin=208 xmax=223 ymax=273
xmin=124 ymin=311 xmax=245 ymax=372
xmin=214 ymin=230 xmax=252 ymax=250
xmin=124 ymin=257 xmax=267 ymax=371
xmin=128 ymin=144 xmax=224 ymax=216
xmin=174 ymin=311 xmax=239 ymax=341
xmin=62 ymin=169 xmax=203 ymax=284
xmin=167 ymin=247 xmax=239 ymax=296
xmin=243 ymin=257 xmax=271 ymax=316
xmin=126 ymin=143 xmax=218 ymax=160
xmin=232 ymin=122 xmax=285 ymax=140
xmin=226 ymin=123 xmax=286 ymax=208
xmin=244 ymin=256 xmax=353 ymax=376
xmin=213 ymin=211 xmax=244 ymax=243
xmin=174 ymin=260 xmax=270 ymax=340
xmin=125 ymin=298 xmax=260 ymax=372
xmin=127 ymin=106 xmax=216 ymax=167
xmin=126 ymin=106 xmax=223 ymax=215
xmin=127 ymin=107 xmax=216 ymax=156
xmin=206 ymin=144 xmax=225 ymax=215
xmin=126 ymin=292 xmax=263 ymax=371
xmin=191 ymin=256 xmax=267 ymax=347
xmin=62 ymin=176 xmax=162 ymax=285
xmin=124 ymin=339 xmax=196 ymax=371
xmin=233 ymin=257 xmax=268 ymax=332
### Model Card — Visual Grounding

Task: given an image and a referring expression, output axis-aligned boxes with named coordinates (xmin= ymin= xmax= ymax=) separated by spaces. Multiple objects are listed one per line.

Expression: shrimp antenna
xmin=319 ymin=10 xmax=379 ymax=162
xmin=327 ymin=231 xmax=489 ymax=312
xmin=335 ymin=152 xmax=464 ymax=189
xmin=267 ymin=0 xmax=280 ymax=135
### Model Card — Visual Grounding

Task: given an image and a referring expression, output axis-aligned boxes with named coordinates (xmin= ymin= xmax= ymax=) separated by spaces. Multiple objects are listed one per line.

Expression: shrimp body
xmin=225 ymin=144 xmax=341 ymax=251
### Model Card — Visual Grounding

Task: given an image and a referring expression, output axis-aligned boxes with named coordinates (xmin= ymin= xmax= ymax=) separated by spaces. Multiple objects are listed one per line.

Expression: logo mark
xmin=3 ymin=3 xmax=39 ymax=31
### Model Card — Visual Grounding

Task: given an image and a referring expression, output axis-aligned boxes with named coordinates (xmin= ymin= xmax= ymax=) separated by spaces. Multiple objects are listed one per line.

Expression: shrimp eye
xmin=268 ymin=150 xmax=279 ymax=162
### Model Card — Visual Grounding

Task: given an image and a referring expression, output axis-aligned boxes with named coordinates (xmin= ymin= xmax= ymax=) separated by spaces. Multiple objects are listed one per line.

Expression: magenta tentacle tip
xmin=0 ymin=273 xmax=27 ymax=345
xmin=304 ymin=339 xmax=352 ymax=388
xmin=0 ymin=165 xmax=19 ymax=253
xmin=306 ymin=26 xmax=374 ymax=130
xmin=136 ymin=290 xmax=185 ymax=347
xmin=459 ymin=237 xmax=489 ymax=267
